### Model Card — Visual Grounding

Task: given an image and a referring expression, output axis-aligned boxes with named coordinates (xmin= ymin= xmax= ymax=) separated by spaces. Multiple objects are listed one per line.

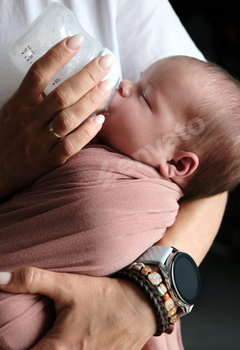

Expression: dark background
xmin=169 ymin=1 xmax=240 ymax=349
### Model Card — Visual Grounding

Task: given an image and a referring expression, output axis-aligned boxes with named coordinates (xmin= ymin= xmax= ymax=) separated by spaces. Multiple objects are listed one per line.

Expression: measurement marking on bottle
xmin=22 ymin=45 xmax=35 ymax=64
xmin=52 ymin=78 xmax=61 ymax=85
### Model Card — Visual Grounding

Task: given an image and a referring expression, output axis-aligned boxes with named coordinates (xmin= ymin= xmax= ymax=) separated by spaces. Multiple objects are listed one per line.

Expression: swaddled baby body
xmin=0 ymin=145 xmax=181 ymax=349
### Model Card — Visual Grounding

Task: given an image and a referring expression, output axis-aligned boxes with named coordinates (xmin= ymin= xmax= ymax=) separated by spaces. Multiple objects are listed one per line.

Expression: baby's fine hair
xmin=176 ymin=56 xmax=240 ymax=199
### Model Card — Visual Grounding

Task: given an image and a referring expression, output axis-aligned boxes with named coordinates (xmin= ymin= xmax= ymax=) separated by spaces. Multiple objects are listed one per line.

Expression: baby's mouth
xmin=102 ymin=107 xmax=110 ymax=117
xmin=94 ymin=101 xmax=109 ymax=114
xmin=97 ymin=105 xmax=110 ymax=117
xmin=95 ymin=87 xmax=118 ymax=115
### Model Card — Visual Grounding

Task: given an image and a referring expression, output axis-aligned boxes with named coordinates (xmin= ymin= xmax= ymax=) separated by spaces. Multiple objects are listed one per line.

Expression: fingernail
xmin=93 ymin=114 xmax=105 ymax=125
xmin=98 ymin=79 xmax=113 ymax=93
xmin=99 ymin=54 xmax=115 ymax=70
xmin=0 ymin=272 xmax=12 ymax=285
xmin=66 ymin=34 xmax=84 ymax=50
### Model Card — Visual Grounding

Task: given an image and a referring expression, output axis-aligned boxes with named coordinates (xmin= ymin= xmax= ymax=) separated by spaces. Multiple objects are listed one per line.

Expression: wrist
xmin=81 ymin=276 xmax=156 ymax=349
xmin=112 ymin=246 xmax=201 ymax=338
xmin=116 ymin=278 xmax=157 ymax=345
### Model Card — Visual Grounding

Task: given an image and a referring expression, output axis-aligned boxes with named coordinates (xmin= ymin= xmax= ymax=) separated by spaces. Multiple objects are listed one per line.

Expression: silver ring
xmin=49 ymin=121 xmax=62 ymax=140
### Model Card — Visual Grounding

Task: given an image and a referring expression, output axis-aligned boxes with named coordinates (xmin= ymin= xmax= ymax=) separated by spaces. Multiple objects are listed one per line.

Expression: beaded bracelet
xmin=112 ymin=262 xmax=179 ymax=336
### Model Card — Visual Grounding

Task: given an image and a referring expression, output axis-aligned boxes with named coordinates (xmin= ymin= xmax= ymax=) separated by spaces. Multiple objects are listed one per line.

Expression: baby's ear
xmin=159 ymin=150 xmax=199 ymax=185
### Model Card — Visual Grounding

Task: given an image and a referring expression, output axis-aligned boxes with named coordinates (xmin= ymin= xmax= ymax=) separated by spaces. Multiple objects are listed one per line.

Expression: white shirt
xmin=0 ymin=0 xmax=204 ymax=108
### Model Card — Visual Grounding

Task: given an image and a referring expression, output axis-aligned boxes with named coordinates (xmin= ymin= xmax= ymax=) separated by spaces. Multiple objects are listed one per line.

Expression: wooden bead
xmin=164 ymin=298 xmax=175 ymax=311
xmin=169 ymin=314 xmax=179 ymax=324
xmin=148 ymin=272 xmax=162 ymax=286
xmin=139 ymin=263 xmax=145 ymax=268
xmin=167 ymin=305 xmax=178 ymax=318
xmin=162 ymin=292 xmax=170 ymax=302
xmin=156 ymin=283 xmax=168 ymax=296
xmin=141 ymin=266 xmax=152 ymax=276
xmin=132 ymin=263 xmax=145 ymax=271
xmin=129 ymin=262 xmax=137 ymax=269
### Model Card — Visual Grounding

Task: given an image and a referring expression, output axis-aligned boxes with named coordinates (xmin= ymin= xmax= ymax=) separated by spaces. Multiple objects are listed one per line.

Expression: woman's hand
xmin=0 ymin=268 xmax=157 ymax=350
xmin=0 ymin=34 xmax=113 ymax=199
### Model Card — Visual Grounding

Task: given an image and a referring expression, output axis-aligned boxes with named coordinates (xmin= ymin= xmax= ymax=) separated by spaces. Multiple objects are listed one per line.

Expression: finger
xmin=40 ymin=54 xmax=114 ymax=123
xmin=0 ymin=268 xmax=70 ymax=301
xmin=30 ymin=305 xmax=84 ymax=350
xmin=30 ymin=308 xmax=81 ymax=350
xmin=49 ymin=114 xmax=105 ymax=164
xmin=46 ymin=79 xmax=111 ymax=139
xmin=16 ymin=34 xmax=84 ymax=105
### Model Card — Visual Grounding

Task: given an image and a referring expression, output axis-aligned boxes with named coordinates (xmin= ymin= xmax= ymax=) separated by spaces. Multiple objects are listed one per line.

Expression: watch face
xmin=172 ymin=253 xmax=201 ymax=304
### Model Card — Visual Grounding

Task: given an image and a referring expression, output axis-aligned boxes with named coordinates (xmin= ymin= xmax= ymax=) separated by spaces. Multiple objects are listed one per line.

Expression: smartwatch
xmin=137 ymin=246 xmax=201 ymax=317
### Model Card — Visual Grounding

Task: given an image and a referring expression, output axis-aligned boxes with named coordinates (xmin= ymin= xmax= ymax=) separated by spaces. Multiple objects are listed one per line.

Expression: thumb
xmin=0 ymin=267 xmax=65 ymax=301
xmin=30 ymin=327 xmax=67 ymax=350
xmin=0 ymin=268 xmax=81 ymax=350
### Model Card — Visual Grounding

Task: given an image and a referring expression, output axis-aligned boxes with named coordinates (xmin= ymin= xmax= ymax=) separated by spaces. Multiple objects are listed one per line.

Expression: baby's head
xmin=98 ymin=55 xmax=240 ymax=199
xmin=176 ymin=56 xmax=240 ymax=198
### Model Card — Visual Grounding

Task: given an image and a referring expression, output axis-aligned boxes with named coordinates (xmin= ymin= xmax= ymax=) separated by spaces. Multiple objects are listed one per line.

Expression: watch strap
xmin=138 ymin=246 xmax=176 ymax=265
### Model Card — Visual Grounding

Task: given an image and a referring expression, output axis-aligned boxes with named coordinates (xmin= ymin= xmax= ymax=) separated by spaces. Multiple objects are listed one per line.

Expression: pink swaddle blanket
xmin=0 ymin=145 xmax=182 ymax=350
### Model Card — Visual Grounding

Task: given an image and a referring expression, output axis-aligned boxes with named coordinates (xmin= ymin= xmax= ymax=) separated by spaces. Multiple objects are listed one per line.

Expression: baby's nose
xmin=119 ymin=80 xmax=133 ymax=97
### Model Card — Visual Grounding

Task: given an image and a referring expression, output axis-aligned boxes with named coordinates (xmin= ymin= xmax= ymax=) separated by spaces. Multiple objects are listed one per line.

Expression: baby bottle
xmin=9 ymin=2 xmax=120 ymax=111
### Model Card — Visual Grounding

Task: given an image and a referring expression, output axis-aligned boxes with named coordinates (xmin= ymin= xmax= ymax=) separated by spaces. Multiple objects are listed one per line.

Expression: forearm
xmin=113 ymin=194 xmax=229 ymax=341
xmin=157 ymin=192 xmax=228 ymax=266
xmin=0 ymin=194 xmax=227 ymax=349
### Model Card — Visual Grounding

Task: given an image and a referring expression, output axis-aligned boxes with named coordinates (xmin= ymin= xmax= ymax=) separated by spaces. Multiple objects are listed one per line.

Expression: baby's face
xmin=98 ymin=57 xmax=197 ymax=167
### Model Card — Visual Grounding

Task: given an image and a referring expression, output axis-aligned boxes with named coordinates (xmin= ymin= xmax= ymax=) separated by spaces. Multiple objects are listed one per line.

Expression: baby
xmin=1 ymin=55 xmax=240 ymax=350
xmin=98 ymin=55 xmax=240 ymax=199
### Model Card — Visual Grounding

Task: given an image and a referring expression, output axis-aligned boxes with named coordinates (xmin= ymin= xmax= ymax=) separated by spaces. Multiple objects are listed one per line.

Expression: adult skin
xmin=0 ymin=194 xmax=227 ymax=350
xmin=0 ymin=36 xmax=228 ymax=349
xmin=0 ymin=34 xmax=113 ymax=199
